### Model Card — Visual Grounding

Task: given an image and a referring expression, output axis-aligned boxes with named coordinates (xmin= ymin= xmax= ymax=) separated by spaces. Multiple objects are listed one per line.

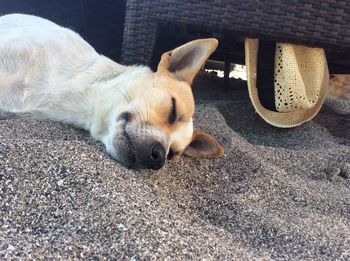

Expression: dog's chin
xmin=110 ymin=115 xmax=137 ymax=169
xmin=112 ymin=135 xmax=136 ymax=169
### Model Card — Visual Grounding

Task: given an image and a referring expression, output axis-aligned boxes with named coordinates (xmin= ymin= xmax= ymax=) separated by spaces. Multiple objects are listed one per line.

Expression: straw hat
xmin=245 ymin=38 xmax=329 ymax=128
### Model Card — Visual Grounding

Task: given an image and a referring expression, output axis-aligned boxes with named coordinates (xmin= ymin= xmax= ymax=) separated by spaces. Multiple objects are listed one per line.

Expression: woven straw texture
xmin=245 ymin=39 xmax=329 ymax=128
xmin=121 ymin=0 xmax=350 ymax=66
xmin=274 ymin=44 xmax=325 ymax=112
xmin=245 ymin=38 xmax=329 ymax=128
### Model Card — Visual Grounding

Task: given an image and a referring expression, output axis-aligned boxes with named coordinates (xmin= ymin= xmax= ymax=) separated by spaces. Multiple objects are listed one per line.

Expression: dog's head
xmin=105 ymin=38 xmax=224 ymax=169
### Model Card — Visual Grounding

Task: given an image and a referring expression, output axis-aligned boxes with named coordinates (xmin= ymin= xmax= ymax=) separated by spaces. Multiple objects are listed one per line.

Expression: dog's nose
xmin=146 ymin=142 xmax=165 ymax=170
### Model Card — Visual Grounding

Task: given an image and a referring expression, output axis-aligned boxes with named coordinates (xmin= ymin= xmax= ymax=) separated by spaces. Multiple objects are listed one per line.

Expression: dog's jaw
xmin=103 ymin=112 xmax=137 ymax=168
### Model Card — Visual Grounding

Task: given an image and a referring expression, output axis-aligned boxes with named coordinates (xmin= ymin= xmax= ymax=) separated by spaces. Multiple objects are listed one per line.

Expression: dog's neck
xmin=19 ymin=55 xmax=151 ymax=140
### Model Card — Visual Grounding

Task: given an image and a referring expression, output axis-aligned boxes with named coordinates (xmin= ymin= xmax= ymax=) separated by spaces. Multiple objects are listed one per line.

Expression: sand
xmin=0 ymin=79 xmax=349 ymax=259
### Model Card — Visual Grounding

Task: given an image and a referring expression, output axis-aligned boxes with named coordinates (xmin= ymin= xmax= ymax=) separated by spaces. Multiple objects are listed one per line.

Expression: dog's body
xmin=0 ymin=14 xmax=223 ymax=169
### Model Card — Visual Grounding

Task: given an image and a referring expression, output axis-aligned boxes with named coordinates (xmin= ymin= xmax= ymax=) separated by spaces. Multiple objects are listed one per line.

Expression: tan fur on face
xmin=131 ymin=38 xmax=222 ymax=158
xmin=148 ymin=72 xmax=195 ymax=154
xmin=122 ymin=72 xmax=195 ymax=157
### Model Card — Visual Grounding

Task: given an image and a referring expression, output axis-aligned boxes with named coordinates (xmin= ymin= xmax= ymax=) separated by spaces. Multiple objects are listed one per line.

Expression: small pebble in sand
xmin=340 ymin=162 xmax=350 ymax=179
xmin=325 ymin=167 xmax=341 ymax=181
xmin=7 ymin=244 xmax=16 ymax=252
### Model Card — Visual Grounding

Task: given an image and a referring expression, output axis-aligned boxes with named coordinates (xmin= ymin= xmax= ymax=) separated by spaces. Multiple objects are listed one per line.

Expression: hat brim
xmin=245 ymin=38 xmax=329 ymax=128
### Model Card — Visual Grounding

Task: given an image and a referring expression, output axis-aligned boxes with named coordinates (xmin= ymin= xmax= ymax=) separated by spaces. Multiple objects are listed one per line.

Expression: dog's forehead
xmin=152 ymin=73 xmax=195 ymax=112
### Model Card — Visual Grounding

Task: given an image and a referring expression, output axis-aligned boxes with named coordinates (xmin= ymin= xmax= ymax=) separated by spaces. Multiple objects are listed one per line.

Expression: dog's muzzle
xmin=113 ymin=112 xmax=166 ymax=170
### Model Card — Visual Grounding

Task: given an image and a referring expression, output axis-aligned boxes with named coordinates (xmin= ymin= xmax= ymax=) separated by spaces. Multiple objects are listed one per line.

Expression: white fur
xmin=0 ymin=14 xmax=197 ymax=168
xmin=0 ymin=14 xmax=147 ymax=130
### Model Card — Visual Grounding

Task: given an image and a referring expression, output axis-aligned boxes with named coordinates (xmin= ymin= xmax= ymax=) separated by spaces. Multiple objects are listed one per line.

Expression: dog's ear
xmin=157 ymin=38 xmax=218 ymax=85
xmin=183 ymin=130 xmax=224 ymax=158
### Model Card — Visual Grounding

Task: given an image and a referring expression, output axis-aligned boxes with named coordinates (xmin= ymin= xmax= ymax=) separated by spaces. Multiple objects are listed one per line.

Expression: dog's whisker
xmin=131 ymin=103 xmax=144 ymax=124
xmin=143 ymin=93 xmax=150 ymax=124
xmin=123 ymin=87 xmax=132 ymax=103
xmin=117 ymin=87 xmax=144 ymax=124
xmin=115 ymin=87 xmax=130 ymax=103
xmin=134 ymin=103 xmax=144 ymax=122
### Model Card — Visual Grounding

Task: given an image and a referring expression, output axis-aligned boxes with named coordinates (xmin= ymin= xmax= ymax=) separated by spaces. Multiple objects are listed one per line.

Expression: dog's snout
xmin=146 ymin=142 xmax=165 ymax=170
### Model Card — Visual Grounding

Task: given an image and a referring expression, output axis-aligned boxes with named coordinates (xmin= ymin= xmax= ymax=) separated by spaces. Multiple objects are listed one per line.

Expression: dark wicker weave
xmin=121 ymin=0 xmax=350 ymax=69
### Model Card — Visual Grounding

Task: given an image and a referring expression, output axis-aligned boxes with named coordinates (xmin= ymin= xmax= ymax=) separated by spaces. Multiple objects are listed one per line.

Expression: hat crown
xmin=274 ymin=44 xmax=325 ymax=112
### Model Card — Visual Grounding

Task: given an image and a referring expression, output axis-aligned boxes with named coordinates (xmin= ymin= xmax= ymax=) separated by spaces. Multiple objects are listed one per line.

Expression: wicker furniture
xmin=121 ymin=0 xmax=350 ymax=75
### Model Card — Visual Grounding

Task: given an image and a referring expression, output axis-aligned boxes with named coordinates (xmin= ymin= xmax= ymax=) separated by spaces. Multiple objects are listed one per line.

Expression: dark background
xmin=0 ymin=1 xmax=349 ymax=73
xmin=0 ymin=0 xmax=126 ymax=62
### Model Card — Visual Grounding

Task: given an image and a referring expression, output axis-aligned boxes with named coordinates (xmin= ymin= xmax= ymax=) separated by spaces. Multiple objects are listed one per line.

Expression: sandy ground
xmin=1 ymin=78 xmax=349 ymax=259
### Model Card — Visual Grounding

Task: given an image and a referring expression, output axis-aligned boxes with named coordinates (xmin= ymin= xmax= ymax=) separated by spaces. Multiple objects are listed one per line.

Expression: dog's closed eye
xmin=167 ymin=97 xmax=177 ymax=124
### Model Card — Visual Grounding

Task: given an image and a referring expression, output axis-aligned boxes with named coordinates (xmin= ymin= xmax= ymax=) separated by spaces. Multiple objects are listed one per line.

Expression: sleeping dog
xmin=0 ymin=14 xmax=224 ymax=170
